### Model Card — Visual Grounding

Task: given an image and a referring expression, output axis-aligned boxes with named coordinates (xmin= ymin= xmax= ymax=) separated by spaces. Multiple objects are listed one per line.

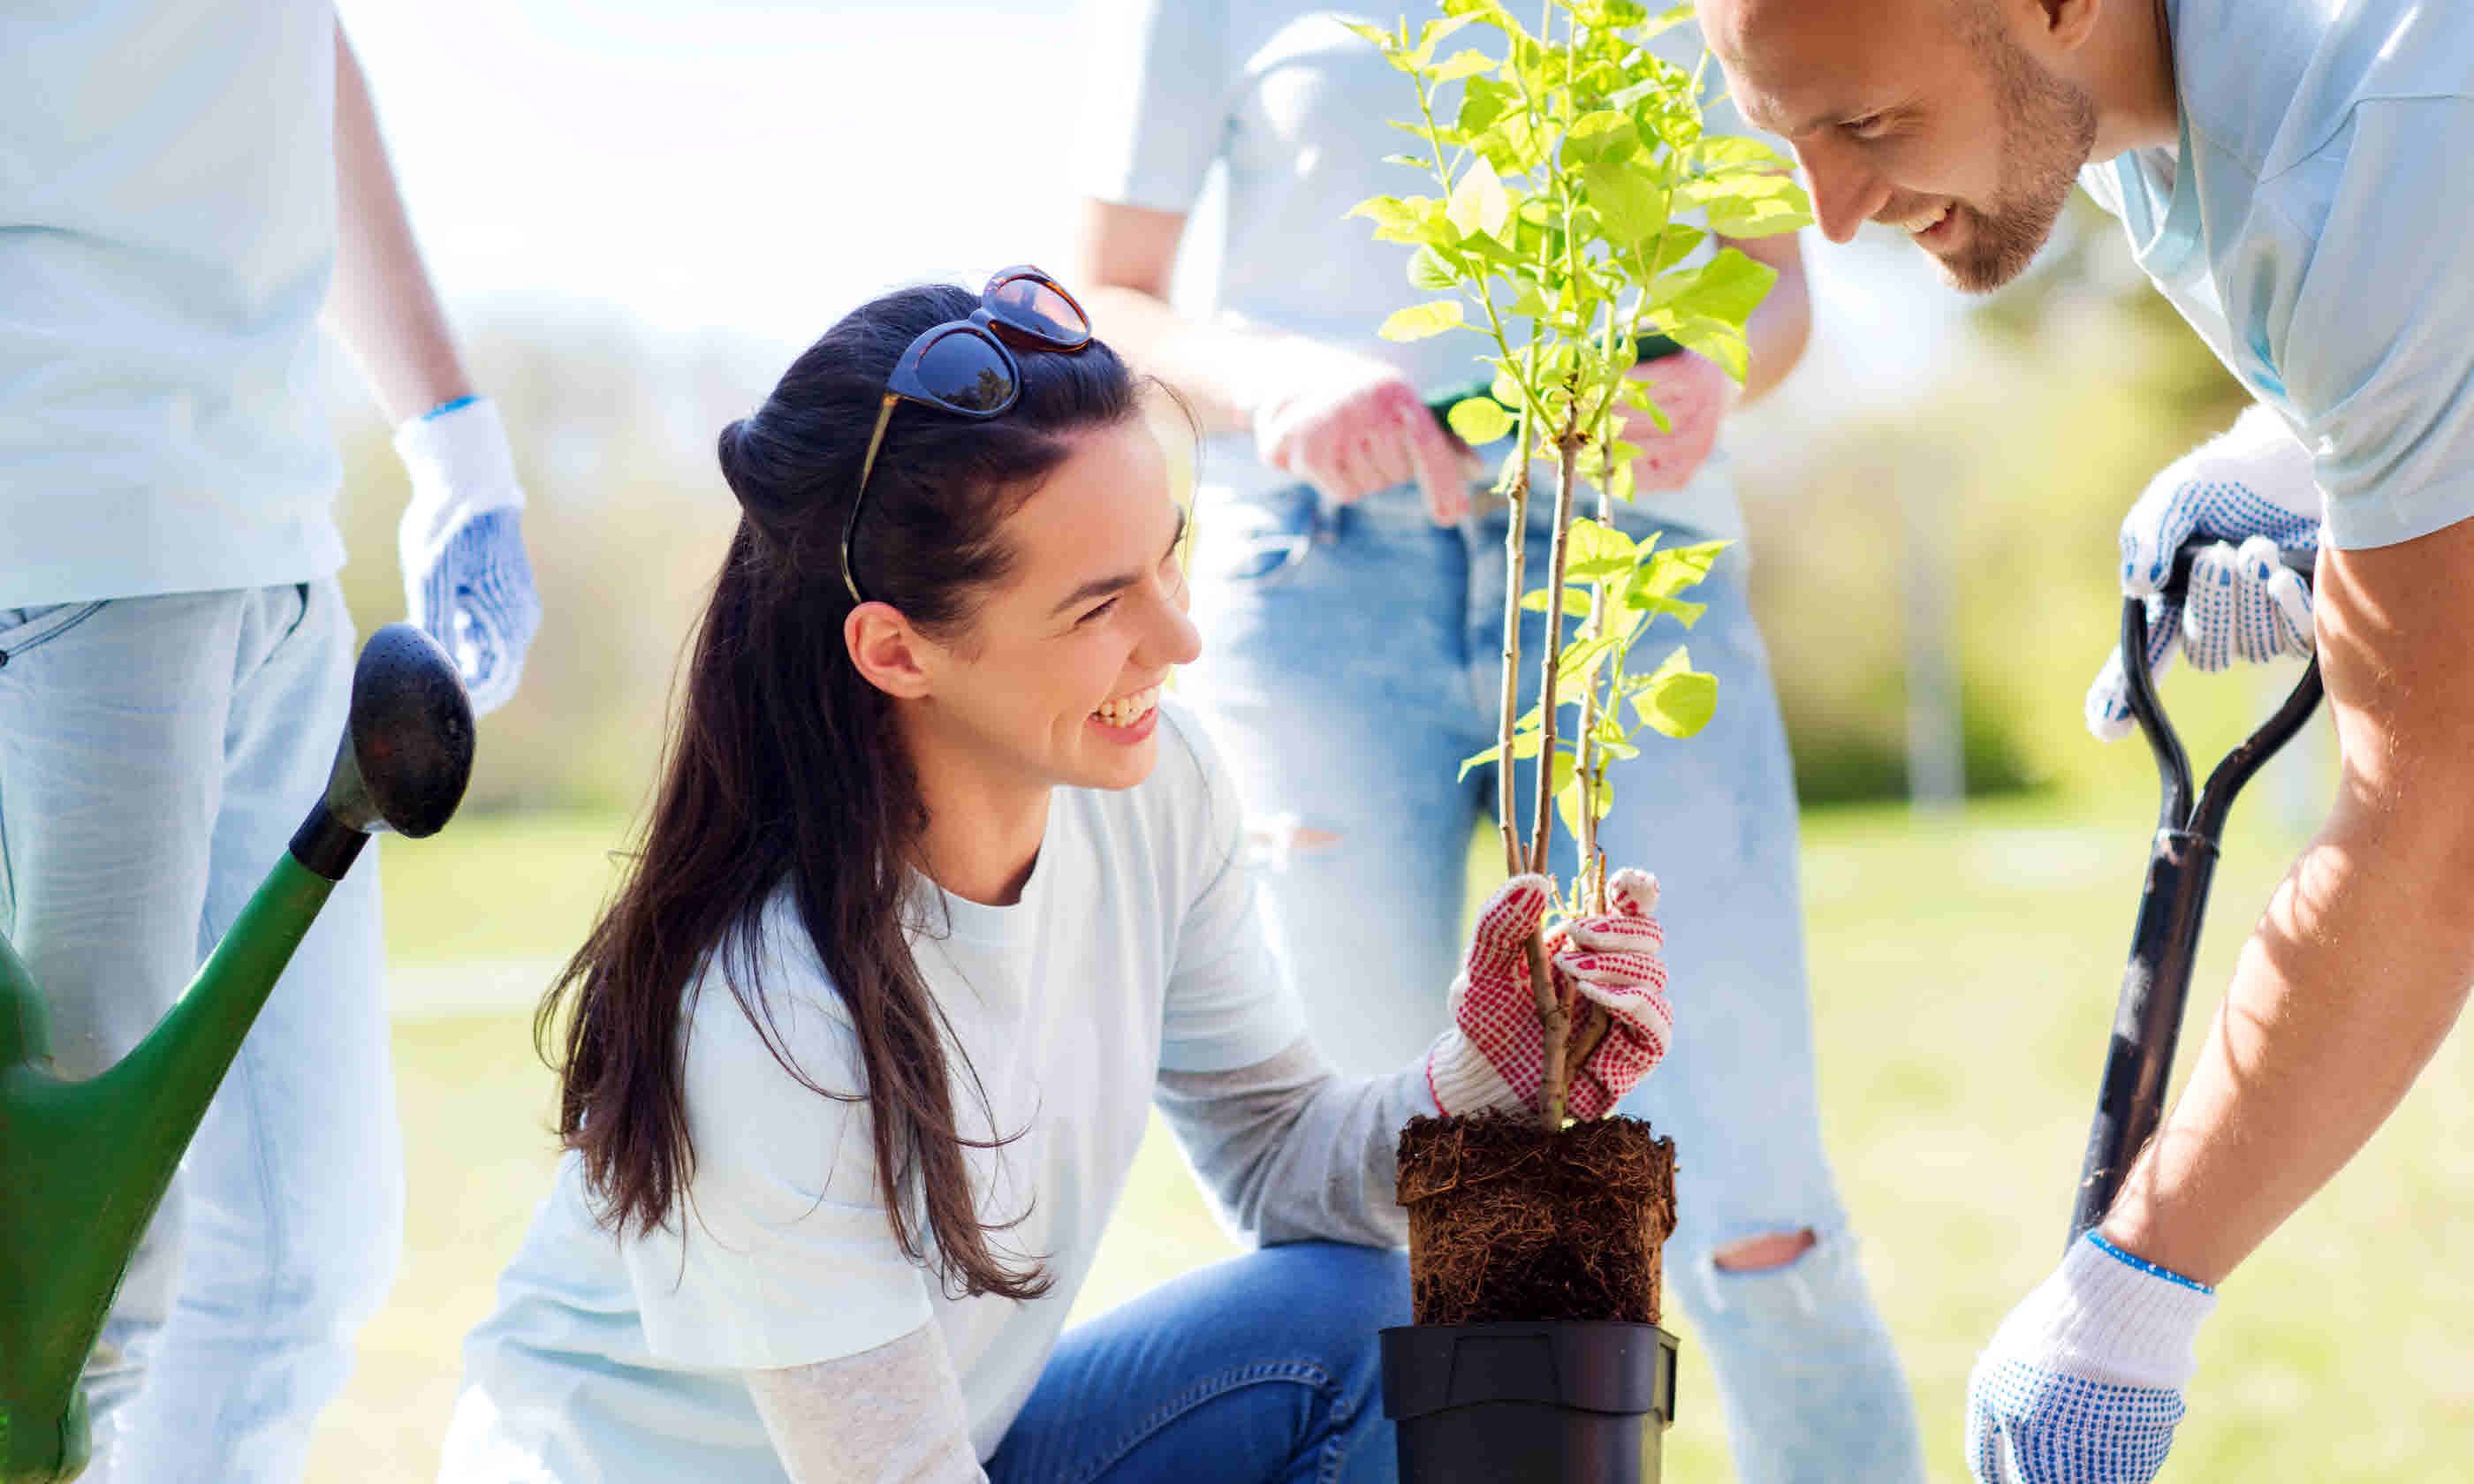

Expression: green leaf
xmin=1384 ymin=152 xmax=1437 ymax=172
xmin=1581 ymin=161 xmax=1666 ymax=246
xmin=1427 ymin=47 xmax=1499 ymax=84
xmin=1522 ymin=586 xmax=1596 ymax=616
xmin=1458 ymin=726 xmax=1545 ymax=780
xmin=1661 ymin=314 xmax=1749 ymax=382
xmin=1631 ymin=653 xmax=1719 ymax=738
xmin=1560 ymin=517 xmax=1637 ymax=583
xmin=1567 ymin=108 xmax=1632 ymax=139
xmin=1680 ymin=171 xmax=1813 ymax=236
xmin=1413 ymin=11 xmax=1481 ymax=60
xmin=1407 ymin=245 xmax=1460 ymax=292
xmin=1647 ymin=225 xmax=1708 ymax=274
xmin=1446 ymin=155 xmax=1513 ymax=242
xmin=1648 ymin=247 xmax=1778 ymax=326
xmin=1459 ymin=76 xmax=1515 ymax=135
xmin=1556 ymin=632 xmax=1624 ymax=689
xmin=1624 ymin=539 xmax=1729 ymax=607
xmin=1335 ymin=16 xmax=1400 ymax=50
xmin=1557 ymin=772 xmax=1588 ymax=841
xmin=1695 ymin=135 xmax=1793 ymax=173
xmin=1447 ymin=396 xmax=1515 ymax=445
xmin=1379 ymin=299 xmax=1467 ymax=342
xmin=1347 ymin=193 xmax=1431 ymax=245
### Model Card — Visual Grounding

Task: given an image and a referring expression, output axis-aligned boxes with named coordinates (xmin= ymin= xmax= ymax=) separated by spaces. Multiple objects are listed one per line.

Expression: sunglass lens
xmin=988 ymin=274 xmax=1090 ymax=346
xmin=911 ymin=329 xmax=1015 ymax=413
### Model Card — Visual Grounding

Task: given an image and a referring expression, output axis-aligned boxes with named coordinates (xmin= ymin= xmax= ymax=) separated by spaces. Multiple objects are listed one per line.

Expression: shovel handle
xmin=2069 ymin=541 xmax=2325 ymax=1245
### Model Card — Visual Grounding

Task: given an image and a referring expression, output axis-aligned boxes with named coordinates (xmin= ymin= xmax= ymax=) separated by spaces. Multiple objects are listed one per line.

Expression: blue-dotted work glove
xmin=1966 ymin=1232 xmax=2217 ymax=1483
xmin=2084 ymin=403 xmax=2321 ymax=741
xmin=393 ymin=396 xmax=542 ymax=716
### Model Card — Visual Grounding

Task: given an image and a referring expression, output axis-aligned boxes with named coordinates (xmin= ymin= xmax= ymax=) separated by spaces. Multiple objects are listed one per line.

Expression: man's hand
xmin=1244 ymin=343 xmax=1482 ymax=525
xmin=1423 ymin=870 xmax=1673 ymax=1119
xmin=394 ymin=397 xmax=542 ymax=716
xmin=1616 ymin=351 xmax=1739 ymax=493
xmin=1965 ymin=1233 xmax=2216 ymax=1483
xmin=2086 ymin=404 xmax=2322 ymax=740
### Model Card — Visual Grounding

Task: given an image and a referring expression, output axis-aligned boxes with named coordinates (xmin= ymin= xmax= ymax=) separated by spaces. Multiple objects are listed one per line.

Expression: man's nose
xmin=1796 ymin=136 xmax=1890 ymax=245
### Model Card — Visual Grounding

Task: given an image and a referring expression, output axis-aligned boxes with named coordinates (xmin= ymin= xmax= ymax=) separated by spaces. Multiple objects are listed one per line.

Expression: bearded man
xmin=1694 ymin=0 xmax=2474 ymax=1478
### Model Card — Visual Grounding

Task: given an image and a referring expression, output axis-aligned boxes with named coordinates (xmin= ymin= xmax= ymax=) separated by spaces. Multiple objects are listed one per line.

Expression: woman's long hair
xmin=542 ymin=283 xmax=1142 ymax=1300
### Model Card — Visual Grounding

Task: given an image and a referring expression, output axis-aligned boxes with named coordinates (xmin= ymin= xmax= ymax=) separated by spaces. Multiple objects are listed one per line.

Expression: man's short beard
xmin=1933 ymin=18 xmax=2100 ymax=292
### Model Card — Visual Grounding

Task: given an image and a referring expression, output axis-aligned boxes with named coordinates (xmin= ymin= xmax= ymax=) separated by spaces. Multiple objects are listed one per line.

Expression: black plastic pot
xmin=1380 ymin=1321 xmax=1678 ymax=1483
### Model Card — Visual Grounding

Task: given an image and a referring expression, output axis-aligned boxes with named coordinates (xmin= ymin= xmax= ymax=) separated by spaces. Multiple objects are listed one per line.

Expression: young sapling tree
xmin=1346 ymin=0 xmax=1812 ymax=1128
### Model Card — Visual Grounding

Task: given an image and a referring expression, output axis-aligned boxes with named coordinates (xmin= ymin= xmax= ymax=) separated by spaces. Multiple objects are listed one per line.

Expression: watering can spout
xmin=0 ymin=623 xmax=474 ymax=1483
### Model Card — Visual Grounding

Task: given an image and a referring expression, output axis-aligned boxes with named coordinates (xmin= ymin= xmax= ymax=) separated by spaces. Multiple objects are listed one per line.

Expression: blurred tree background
xmin=329 ymin=199 xmax=2258 ymax=823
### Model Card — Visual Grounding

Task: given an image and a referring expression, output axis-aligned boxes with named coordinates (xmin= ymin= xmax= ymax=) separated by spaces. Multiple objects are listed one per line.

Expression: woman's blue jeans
xmin=987 ymin=1242 xmax=1406 ymax=1484
xmin=1180 ymin=480 xmax=1927 ymax=1483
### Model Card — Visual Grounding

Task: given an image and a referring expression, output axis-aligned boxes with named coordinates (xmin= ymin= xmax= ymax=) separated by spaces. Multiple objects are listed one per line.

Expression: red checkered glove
xmin=1423 ymin=869 xmax=1673 ymax=1119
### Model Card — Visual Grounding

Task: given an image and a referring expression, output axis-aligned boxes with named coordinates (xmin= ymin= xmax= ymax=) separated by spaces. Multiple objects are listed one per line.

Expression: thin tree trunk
xmin=1497 ymin=445 xmax=1534 ymax=879
xmin=1528 ymin=396 xmax=1586 ymax=1126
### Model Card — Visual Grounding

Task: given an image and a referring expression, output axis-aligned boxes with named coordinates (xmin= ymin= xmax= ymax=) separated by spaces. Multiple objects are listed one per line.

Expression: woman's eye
xmin=1078 ymin=597 xmax=1121 ymax=626
xmin=1845 ymin=112 xmax=1890 ymax=140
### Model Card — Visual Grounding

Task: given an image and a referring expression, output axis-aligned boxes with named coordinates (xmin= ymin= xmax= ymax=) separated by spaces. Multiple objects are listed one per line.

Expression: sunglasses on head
xmin=840 ymin=266 xmax=1095 ymax=605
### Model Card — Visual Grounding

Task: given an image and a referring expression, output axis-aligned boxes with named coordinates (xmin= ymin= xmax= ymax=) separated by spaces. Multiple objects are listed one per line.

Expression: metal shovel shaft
xmin=2068 ymin=546 xmax=2323 ymax=1245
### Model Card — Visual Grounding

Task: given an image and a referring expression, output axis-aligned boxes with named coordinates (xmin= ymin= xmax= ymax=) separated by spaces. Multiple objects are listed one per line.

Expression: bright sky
xmin=339 ymin=0 xmax=1969 ymax=406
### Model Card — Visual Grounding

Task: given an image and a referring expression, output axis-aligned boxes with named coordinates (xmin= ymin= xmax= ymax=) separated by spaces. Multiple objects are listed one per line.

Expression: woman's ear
xmin=844 ymin=602 xmax=937 ymax=700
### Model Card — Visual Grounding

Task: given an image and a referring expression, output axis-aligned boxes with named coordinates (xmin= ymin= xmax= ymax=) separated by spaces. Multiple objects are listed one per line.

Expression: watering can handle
xmin=2069 ymin=541 xmax=2324 ymax=1246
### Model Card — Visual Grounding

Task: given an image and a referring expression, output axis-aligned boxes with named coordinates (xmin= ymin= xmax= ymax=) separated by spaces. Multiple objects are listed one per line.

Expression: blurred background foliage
xmin=330 ymin=202 xmax=2259 ymax=822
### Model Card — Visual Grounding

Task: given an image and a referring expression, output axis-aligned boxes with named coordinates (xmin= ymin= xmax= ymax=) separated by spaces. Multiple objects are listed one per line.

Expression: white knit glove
xmin=2085 ymin=403 xmax=2321 ymax=741
xmin=1966 ymin=1232 xmax=2217 ymax=1483
xmin=394 ymin=396 xmax=541 ymax=717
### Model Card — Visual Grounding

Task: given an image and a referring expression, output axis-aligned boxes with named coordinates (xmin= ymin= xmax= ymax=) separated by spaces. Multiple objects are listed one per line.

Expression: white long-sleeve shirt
xmin=438 ymin=701 xmax=1439 ymax=1482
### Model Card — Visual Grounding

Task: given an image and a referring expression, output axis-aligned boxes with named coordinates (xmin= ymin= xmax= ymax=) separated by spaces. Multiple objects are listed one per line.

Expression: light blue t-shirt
xmin=1073 ymin=0 xmax=1782 ymax=542
xmin=2 ymin=0 xmax=345 ymax=608
xmin=2077 ymin=0 xmax=2474 ymax=551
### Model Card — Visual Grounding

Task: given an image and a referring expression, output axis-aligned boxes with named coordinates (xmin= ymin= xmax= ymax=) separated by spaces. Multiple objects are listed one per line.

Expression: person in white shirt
xmin=0 ymin=5 xmax=537 ymax=1478
xmin=439 ymin=272 xmax=1678 ymax=1483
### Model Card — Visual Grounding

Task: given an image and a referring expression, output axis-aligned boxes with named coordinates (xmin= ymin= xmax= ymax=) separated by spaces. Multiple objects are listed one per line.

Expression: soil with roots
xmin=1397 ymin=1110 xmax=1676 ymax=1326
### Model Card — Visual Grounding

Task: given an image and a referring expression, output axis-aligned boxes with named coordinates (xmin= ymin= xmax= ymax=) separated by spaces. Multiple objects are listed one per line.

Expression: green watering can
xmin=0 ymin=623 xmax=474 ymax=1482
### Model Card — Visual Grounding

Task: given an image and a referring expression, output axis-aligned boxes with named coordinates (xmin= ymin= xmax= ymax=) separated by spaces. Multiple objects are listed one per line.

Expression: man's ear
xmin=845 ymin=602 xmax=937 ymax=700
xmin=2038 ymin=0 xmax=2102 ymax=51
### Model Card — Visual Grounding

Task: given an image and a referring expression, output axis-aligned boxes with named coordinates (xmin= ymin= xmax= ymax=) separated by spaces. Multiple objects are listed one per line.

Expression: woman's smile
xmin=1090 ymin=681 xmax=1162 ymax=738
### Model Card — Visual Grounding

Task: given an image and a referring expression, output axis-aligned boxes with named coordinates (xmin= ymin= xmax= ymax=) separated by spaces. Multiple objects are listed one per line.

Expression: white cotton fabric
xmin=1 ymin=0 xmax=346 ymax=607
xmin=1070 ymin=0 xmax=1787 ymax=543
xmin=442 ymin=700 xmax=1309 ymax=1480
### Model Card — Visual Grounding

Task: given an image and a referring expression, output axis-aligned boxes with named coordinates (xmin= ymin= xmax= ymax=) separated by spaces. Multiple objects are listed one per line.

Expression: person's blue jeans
xmin=1181 ymin=479 xmax=1927 ymax=1483
xmin=988 ymin=1242 xmax=1404 ymax=1484
xmin=444 ymin=1230 xmax=1403 ymax=1483
xmin=0 ymin=581 xmax=398 ymax=1483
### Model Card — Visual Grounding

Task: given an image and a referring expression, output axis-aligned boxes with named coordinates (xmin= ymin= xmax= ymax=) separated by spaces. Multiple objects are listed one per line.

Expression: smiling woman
xmin=431 ymin=274 xmax=1684 ymax=1483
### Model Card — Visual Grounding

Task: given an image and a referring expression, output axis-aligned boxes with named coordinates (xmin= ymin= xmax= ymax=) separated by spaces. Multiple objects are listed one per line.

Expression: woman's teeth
xmin=1094 ymin=685 xmax=1160 ymax=727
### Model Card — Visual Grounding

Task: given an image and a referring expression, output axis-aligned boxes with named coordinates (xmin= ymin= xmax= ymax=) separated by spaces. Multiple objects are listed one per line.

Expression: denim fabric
xmin=443 ymin=1234 xmax=1402 ymax=1484
xmin=0 ymin=581 xmax=398 ymax=1483
xmin=987 ymin=1243 xmax=1403 ymax=1484
xmin=1180 ymin=480 xmax=1926 ymax=1482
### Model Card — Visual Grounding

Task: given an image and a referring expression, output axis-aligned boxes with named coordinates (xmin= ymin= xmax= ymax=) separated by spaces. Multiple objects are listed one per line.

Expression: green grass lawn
xmin=315 ymin=789 xmax=2473 ymax=1481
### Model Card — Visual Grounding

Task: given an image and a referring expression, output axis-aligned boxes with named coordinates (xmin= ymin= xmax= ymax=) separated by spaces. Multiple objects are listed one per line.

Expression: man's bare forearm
xmin=1726 ymin=230 xmax=1809 ymax=405
xmin=2105 ymin=527 xmax=2474 ymax=1284
xmin=330 ymin=22 xmax=469 ymax=423
xmin=1080 ymin=283 xmax=1279 ymax=437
